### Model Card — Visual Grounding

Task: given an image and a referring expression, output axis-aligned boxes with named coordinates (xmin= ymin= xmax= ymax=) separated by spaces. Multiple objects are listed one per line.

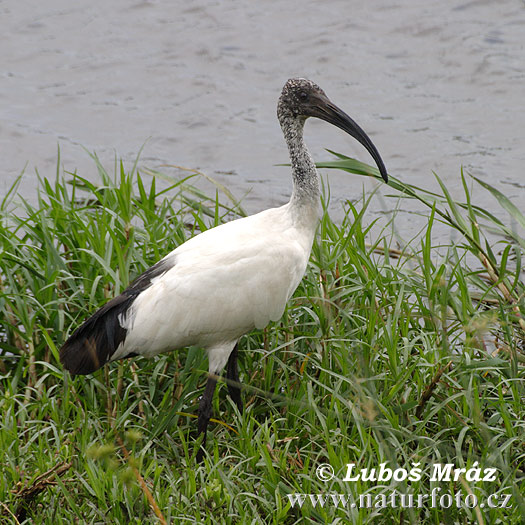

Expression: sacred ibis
xmin=60 ymin=78 xmax=388 ymax=458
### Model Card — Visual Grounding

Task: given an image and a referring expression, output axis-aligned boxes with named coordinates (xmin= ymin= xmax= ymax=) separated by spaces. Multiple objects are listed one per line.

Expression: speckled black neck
xmin=277 ymin=79 xmax=322 ymax=209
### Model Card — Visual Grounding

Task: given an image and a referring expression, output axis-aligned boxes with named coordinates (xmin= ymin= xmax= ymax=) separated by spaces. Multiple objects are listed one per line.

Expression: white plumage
xmin=116 ymin=202 xmax=316 ymax=367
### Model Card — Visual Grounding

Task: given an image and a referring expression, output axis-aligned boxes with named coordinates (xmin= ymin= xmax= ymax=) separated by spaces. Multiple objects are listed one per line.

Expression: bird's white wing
xmin=119 ymin=205 xmax=313 ymax=358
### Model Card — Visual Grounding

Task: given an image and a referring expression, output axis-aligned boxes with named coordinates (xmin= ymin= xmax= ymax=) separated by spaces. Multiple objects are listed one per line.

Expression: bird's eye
xmin=299 ymin=91 xmax=308 ymax=101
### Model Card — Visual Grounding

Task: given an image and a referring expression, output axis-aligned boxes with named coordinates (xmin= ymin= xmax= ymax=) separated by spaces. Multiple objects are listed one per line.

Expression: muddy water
xmin=2 ymin=0 xmax=525 ymax=237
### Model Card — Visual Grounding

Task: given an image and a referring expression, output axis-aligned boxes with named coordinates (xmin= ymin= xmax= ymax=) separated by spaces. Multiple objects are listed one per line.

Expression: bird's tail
xmin=60 ymin=293 xmax=134 ymax=375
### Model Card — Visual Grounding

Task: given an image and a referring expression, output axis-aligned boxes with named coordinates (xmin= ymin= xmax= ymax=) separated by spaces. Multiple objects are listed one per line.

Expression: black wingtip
xmin=59 ymin=255 xmax=175 ymax=376
xmin=60 ymin=336 xmax=104 ymax=375
xmin=59 ymin=293 xmax=133 ymax=375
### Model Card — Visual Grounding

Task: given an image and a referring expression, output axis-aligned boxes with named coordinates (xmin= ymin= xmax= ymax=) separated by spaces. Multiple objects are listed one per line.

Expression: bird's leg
xmin=226 ymin=343 xmax=243 ymax=411
xmin=196 ymin=374 xmax=218 ymax=461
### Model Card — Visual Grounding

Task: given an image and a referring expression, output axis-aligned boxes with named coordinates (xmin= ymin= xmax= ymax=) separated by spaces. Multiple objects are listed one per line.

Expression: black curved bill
xmin=311 ymin=97 xmax=389 ymax=183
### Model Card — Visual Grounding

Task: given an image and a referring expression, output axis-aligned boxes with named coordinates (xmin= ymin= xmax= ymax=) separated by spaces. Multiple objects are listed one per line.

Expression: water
xmin=2 ymin=0 xmax=525 ymax=238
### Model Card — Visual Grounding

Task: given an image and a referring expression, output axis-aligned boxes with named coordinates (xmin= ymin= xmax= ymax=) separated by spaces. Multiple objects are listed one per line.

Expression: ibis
xmin=60 ymin=78 xmax=388 ymax=458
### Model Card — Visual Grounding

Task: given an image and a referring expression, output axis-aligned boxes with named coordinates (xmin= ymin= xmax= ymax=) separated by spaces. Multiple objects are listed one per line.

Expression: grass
xmin=0 ymin=150 xmax=524 ymax=524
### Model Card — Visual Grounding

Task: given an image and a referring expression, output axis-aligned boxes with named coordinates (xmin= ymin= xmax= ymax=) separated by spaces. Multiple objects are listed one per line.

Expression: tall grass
xmin=0 ymin=151 xmax=523 ymax=524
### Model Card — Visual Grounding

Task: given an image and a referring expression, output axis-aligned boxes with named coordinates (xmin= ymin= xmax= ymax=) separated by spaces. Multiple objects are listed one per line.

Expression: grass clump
xmin=0 ymin=151 xmax=524 ymax=524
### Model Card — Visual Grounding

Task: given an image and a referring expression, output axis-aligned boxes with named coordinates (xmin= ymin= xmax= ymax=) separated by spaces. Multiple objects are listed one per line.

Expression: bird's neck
xmin=281 ymin=116 xmax=320 ymax=221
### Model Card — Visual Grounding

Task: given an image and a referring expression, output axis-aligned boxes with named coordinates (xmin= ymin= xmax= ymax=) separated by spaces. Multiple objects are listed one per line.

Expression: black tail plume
xmin=59 ymin=293 xmax=134 ymax=375
xmin=60 ymin=256 xmax=174 ymax=375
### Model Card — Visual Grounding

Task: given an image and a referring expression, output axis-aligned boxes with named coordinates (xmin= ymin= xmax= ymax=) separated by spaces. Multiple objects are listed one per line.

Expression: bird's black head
xmin=277 ymin=78 xmax=329 ymax=119
xmin=278 ymin=78 xmax=388 ymax=183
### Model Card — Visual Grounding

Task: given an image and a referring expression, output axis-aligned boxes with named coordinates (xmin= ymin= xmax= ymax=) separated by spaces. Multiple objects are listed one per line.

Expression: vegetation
xmin=0 ymin=150 xmax=523 ymax=523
